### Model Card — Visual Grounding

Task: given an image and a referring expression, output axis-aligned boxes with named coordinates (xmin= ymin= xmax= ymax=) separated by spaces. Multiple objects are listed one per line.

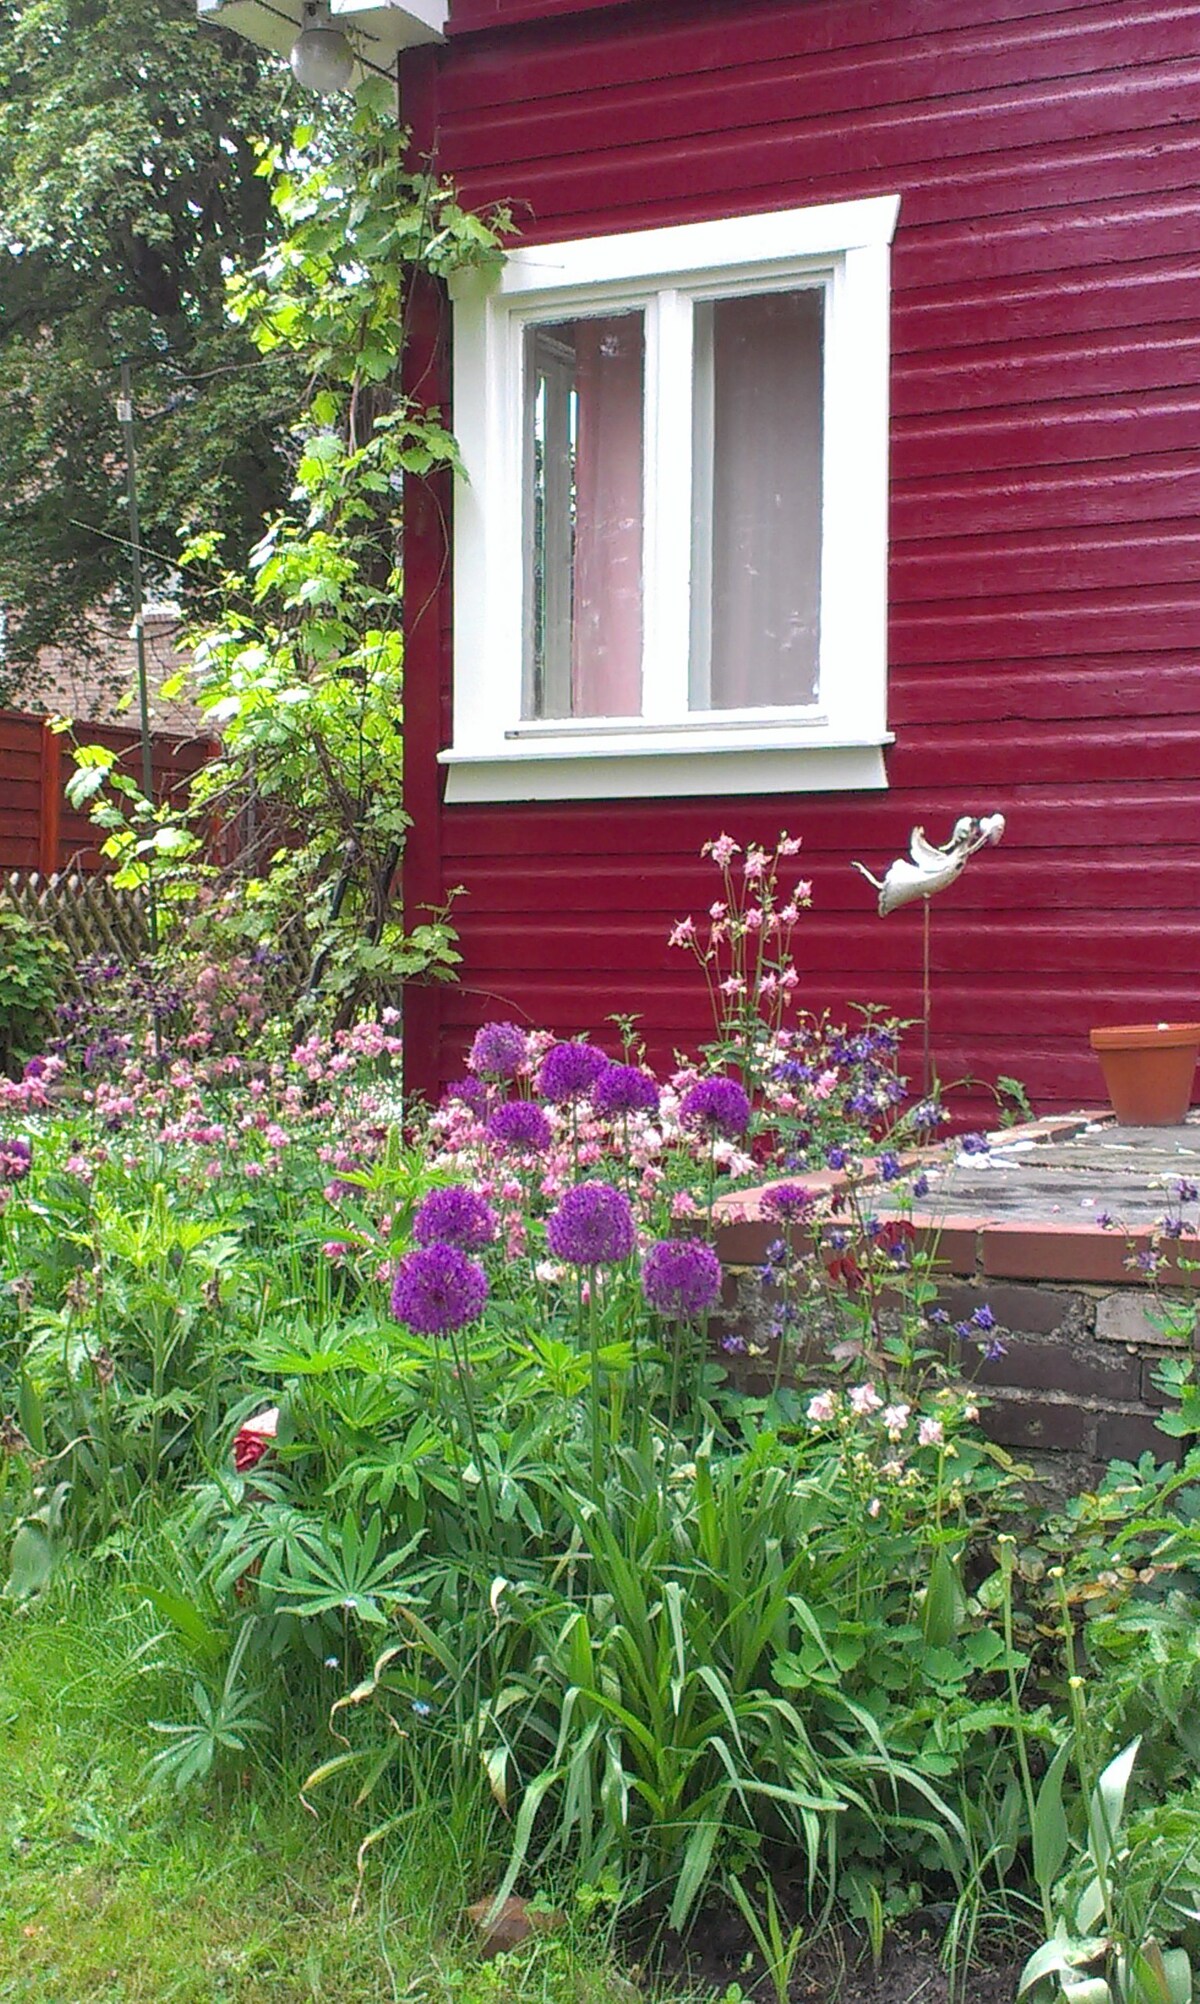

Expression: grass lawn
xmin=0 ymin=1557 xmax=630 ymax=2004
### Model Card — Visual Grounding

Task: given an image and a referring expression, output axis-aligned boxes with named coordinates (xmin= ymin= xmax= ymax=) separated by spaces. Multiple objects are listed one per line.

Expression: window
xmin=445 ymin=195 xmax=899 ymax=802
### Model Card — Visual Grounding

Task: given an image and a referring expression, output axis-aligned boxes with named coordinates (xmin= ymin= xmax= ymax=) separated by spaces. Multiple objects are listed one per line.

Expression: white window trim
xmin=444 ymin=194 xmax=900 ymax=805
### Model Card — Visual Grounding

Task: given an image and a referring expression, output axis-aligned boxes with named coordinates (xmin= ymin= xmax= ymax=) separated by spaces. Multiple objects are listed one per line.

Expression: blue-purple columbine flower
xmin=927 ymin=1307 xmax=950 ymax=1327
xmin=912 ymin=1173 xmax=931 ymax=1199
xmin=761 ymin=1182 xmax=814 ymax=1224
xmin=680 ymin=1077 xmax=751 ymax=1139
xmin=0 ymin=1136 xmax=32 ymax=1183
xmin=826 ymin=1144 xmax=849 ymax=1171
xmin=412 ymin=1185 xmax=498 ymax=1253
xmin=486 ymin=1100 xmax=552 ymax=1154
xmin=878 ymin=1151 xmax=902 ymax=1183
xmin=1177 ymin=1178 xmax=1199 ymax=1204
xmin=545 ymin=1181 xmax=636 ymax=1265
xmin=978 ymin=1335 xmax=1008 ymax=1363
xmin=720 ymin=1332 xmax=748 ymax=1356
xmin=972 ymin=1303 xmax=996 ymax=1331
xmin=1161 ymin=1215 xmax=1186 ymax=1241
xmin=536 ymin=1041 xmax=609 ymax=1105
xmin=1096 ymin=1211 xmax=1114 ymax=1229
xmin=22 ymin=1057 xmax=46 ymax=1081
xmin=910 ymin=1099 xmax=943 ymax=1132
xmin=390 ymin=1244 xmax=489 ymax=1335
xmin=593 ymin=1063 xmax=660 ymax=1119
xmin=641 ymin=1238 xmax=723 ymax=1319
xmin=960 ymin=1132 xmax=990 ymax=1156
xmin=468 ymin=1021 xmax=529 ymax=1080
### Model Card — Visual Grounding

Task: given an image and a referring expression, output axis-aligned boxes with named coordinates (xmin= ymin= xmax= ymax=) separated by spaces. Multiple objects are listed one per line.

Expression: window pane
xmin=690 ymin=288 xmax=823 ymax=711
xmin=523 ymin=312 xmax=644 ymax=720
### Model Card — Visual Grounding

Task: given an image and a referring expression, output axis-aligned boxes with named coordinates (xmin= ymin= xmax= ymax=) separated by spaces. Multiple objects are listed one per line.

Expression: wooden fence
xmin=2 ymin=870 xmax=314 ymax=1023
xmin=0 ymin=709 xmax=214 ymax=878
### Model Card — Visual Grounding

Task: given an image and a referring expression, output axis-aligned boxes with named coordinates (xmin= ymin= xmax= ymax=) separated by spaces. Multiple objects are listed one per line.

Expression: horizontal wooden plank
xmin=891 ymin=659 xmax=1200 ymax=725
xmin=452 ymin=71 xmax=1200 ymax=236
xmin=452 ymin=854 xmax=1200 ymax=918
xmin=894 ymin=326 xmax=1200 ymax=423
xmin=442 ymin=0 xmax=1164 ymax=109
xmin=442 ymin=781 xmax=1200 ymax=856
xmin=892 ymin=454 xmax=1200 ymax=539
xmin=443 ymin=12 xmax=1200 ymax=176
xmin=892 ymin=521 xmax=1200 ymax=601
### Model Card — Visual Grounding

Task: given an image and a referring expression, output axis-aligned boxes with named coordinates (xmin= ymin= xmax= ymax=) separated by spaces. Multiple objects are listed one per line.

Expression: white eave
xmin=195 ymin=0 xmax=446 ymax=63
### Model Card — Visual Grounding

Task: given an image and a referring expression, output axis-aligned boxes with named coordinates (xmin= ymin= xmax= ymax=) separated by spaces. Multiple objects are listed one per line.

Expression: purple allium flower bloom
xmin=878 ymin=1151 xmax=902 ymax=1183
xmin=443 ymin=1076 xmax=487 ymax=1112
xmin=487 ymin=1100 xmax=552 ymax=1154
xmin=413 ymin=1184 xmax=498 ymax=1252
xmin=826 ymin=1144 xmax=848 ymax=1171
xmin=680 ymin=1077 xmax=751 ymax=1138
xmin=468 ymin=1021 xmax=529 ymax=1080
xmin=546 ymin=1181 xmax=636 ymax=1265
xmin=390 ymin=1245 xmax=489 ymax=1335
xmin=978 ymin=1334 xmax=1008 ymax=1363
xmin=972 ymin=1303 xmax=997 ymax=1331
xmin=593 ymin=1063 xmax=660 ymax=1119
xmin=761 ymin=1182 xmax=814 ymax=1224
xmin=536 ymin=1041 xmax=609 ymax=1105
xmin=0 ymin=1136 xmax=32 ymax=1182
xmin=642 ymin=1238 xmax=723 ymax=1318
xmin=960 ymin=1132 xmax=990 ymax=1156
xmin=1177 ymin=1178 xmax=1199 ymax=1204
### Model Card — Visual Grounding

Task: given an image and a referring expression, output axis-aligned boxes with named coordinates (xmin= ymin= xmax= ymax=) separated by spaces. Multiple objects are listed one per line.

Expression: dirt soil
xmin=646 ymin=1909 xmax=1021 ymax=2004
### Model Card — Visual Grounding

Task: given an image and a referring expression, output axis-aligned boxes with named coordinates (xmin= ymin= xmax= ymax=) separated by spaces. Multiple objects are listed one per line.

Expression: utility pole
xmin=116 ymin=361 xmax=158 ymax=950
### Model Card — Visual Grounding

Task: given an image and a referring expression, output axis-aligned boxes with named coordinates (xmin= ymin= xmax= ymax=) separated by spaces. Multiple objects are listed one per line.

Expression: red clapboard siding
xmin=399 ymin=0 xmax=1200 ymax=1113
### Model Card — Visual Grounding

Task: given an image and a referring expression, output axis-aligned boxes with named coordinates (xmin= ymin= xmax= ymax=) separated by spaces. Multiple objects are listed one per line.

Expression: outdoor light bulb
xmin=290 ymin=9 xmax=354 ymax=92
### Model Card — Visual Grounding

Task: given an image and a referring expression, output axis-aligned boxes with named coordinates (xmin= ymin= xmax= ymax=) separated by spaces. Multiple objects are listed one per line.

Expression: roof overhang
xmin=195 ymin=0 xmax=446 ymax=66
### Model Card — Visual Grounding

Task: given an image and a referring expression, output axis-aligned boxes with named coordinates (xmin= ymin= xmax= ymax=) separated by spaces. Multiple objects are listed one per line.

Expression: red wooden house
xmin=207 ymin=0 xmax=1200 ymax=1115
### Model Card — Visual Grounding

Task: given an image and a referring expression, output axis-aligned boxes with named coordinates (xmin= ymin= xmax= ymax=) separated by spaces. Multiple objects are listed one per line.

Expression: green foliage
xmin=175 ymin=84 xmax=506 ymax=1021
xmin=0 ymin=0 xmax=303 ymax=694
xmin=0 ymin=908 xmax=62 ymax=1070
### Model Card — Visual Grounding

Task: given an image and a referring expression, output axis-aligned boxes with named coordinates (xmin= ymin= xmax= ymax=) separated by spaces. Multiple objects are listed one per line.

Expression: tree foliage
xmin=0 ymin=0 xmax=302 ymax=696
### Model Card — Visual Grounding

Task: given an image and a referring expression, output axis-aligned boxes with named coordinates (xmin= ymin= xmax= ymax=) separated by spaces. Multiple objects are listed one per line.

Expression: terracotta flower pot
xmin=1088 ymin=1021 xmax=1200 ymax=1127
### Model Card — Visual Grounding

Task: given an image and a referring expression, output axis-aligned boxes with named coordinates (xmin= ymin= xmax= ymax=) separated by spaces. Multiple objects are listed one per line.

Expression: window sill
xmin=439 ymin=735 xmax=891 ymax=804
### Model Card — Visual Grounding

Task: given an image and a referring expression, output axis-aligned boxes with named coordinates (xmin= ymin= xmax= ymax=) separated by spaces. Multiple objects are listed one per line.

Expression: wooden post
xmin=38 ymin=723 xmax=62 ymax=879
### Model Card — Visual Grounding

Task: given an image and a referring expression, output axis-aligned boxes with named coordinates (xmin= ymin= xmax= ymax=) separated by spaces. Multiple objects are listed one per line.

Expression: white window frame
xmin=443 ymin=194 xmax=900 ymax=804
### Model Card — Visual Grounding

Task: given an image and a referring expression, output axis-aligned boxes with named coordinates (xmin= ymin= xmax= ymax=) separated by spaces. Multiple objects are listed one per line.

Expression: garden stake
xmin=852 ymin=812 xmax=1006 ymax=1096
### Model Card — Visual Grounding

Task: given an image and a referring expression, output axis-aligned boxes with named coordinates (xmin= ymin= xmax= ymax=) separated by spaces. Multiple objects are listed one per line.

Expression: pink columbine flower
xmin=709 ymin=901 xmax=728 ymax=922
xmin=669 ymin=917 xmax=696 ymax=948
xmin=744 ymin=846 xmax=768 ymax=880
xmin=233 ymin=1406 xmax=280 ymax=1472
xmin=918 ymin=1417 xmax=945 ymax=1448
xmin=807 ymin=1390 xmax=837 ymax=1424
xmin=848 ymin=1382 xmax=883 ymax=1417
xmin=707 ymin=834 xmax=740 ymax=867
xmin=867 ymin=1497 xmax=881 ymax=1519
xmin=778 ymin=835 xmax=803 ymax=856
xmin=882 ymin=1402 xmax=911 ymax=1441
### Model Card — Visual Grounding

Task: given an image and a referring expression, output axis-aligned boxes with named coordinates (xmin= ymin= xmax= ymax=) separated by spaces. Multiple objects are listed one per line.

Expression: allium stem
xmin=588 ymin=1275 xmax=602 ymax=1501
xmin=446 ymin=1323 xmax=495 ymax=1534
